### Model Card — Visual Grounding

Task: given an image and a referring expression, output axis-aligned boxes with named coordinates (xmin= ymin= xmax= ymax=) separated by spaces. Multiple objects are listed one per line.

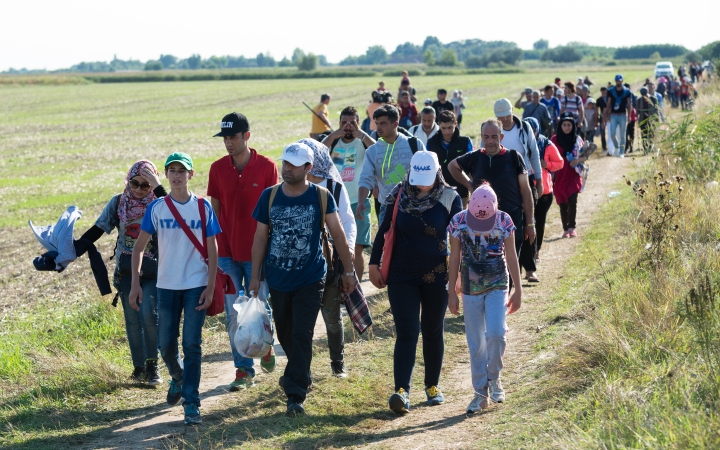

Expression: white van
xmin=654 ymin=61 xmax=674 ymax=79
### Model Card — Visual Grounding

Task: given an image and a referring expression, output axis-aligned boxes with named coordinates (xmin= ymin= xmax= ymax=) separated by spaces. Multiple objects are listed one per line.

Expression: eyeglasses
xmin=129 ymin=180 xmax=152 ymax=190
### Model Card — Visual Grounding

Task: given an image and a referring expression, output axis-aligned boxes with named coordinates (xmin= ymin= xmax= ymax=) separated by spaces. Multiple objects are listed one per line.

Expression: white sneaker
xmin=466 ymin=393 xmax=489 ymax=414
xmin=489 ymin=379 xmax=505 ymax=403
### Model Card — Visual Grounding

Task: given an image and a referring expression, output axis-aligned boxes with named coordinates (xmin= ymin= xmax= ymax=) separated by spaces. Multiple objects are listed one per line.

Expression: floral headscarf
xmin=298 ymin=138 xmax=343 ymax=183
xmin=117 ymin=160 xmax=158 ymax=224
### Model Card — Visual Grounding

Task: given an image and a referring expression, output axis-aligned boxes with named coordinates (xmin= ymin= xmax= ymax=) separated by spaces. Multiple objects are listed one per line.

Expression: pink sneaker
xmin=561 ymin=230 xmax=570 ymax=238
xmin=569 ymin=228 xmax=577 ymax=238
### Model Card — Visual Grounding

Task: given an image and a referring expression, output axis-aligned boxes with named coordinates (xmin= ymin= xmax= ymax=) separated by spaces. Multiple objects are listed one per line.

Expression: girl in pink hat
xmin=447 ymin=182 xmax=523 ymax=414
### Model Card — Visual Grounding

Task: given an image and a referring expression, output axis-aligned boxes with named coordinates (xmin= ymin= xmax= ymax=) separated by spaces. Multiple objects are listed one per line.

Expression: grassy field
xmin=0 ymin=66 xmax=658 ymax=448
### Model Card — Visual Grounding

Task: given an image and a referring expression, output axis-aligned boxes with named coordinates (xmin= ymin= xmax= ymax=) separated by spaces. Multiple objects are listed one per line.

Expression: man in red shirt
xmin=208 ymin=112 xmax=279 ymax=391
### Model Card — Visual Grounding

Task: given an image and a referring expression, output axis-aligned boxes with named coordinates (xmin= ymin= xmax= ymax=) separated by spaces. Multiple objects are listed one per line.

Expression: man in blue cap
xmin=602 ymin=74 xmax=633 ymax=158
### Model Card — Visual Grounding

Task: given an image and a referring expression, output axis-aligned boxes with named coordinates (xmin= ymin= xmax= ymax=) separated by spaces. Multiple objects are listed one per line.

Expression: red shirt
xmin=207 ymin=149 xmax=278 ymax=261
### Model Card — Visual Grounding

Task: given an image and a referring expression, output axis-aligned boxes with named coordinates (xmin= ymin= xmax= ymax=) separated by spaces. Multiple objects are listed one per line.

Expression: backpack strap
xmin=316 ymin=185 xmax=333 ymax=264
xmin=267 ymin=183 xmax=281 ymax=234
xmin=325 ymin=179 xmax=343 ymax=206
xmin=408 ymin=136 xmax=419 ymax=154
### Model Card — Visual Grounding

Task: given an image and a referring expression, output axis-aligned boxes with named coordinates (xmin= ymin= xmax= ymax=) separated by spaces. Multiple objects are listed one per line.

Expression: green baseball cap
xmin=164 ymin=152 xmax=193 ymax=170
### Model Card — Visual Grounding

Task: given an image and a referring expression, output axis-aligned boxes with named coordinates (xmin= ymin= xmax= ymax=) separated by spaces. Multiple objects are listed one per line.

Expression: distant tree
xmin=339 ymin=55 xmax=359 ymax=66
xmin=392 ymin=42 xmax=422 ymax=58
xmin=542 ymin=46 xmax=582 ymax=63
xmin=364 ymin=45 xmax=388 ymax=65
xmin=437 ymin=49 xmax=458 ymax=67
xmin=144 ymin=60 xmax=163 ymax=71
xmin=464 ymin=55 xmax=484 ymax=68
xmin=614 ymin=44 xmax=687 ymax=59
xmin=685 ymin=51 xmax=702 ymax=63
xmin=699 ymin=40 xmax=720 ymax=60
xmin=649 ymin=51 xmax=661 ymax=60
xmin=533 ymin=39 xmax=549 ymax=50
xmin=424 ymin=49 xmax=435 ymax=66
xmin=278 ymin=57 xmax=294 ymax=67
xmin=292 ymin=48 xmax=306 ymax=64
xmin=298 ymin=53 xmax=318 ymax=71
xmin=187 ymin=54 xmax=202 ymax=70
xmin=318 ymin=55 xmax=328 ymax=66
xmin=422 ymin=36 xmax=442 ymax=51
xmin=159 ymin=54 xmax=177 ymax=68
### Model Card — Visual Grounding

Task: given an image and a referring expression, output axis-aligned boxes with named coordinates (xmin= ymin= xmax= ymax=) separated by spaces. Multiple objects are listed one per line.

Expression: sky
xmin=1 ymin=0 xmax=714 ymax=72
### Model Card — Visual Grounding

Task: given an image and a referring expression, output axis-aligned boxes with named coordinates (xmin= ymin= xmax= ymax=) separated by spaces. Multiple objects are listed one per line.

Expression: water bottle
xmin=235 ymin=289 xmax=249 ymax=306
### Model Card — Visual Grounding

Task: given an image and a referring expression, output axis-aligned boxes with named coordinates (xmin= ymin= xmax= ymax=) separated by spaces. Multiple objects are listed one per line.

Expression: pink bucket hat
xmin=466 ymin=183 xmax=498 ymax=232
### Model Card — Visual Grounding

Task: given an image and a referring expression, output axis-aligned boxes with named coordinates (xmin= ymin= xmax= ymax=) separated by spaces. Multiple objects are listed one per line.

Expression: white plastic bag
xmin=233 ymin=296 xmax=272 ymax=358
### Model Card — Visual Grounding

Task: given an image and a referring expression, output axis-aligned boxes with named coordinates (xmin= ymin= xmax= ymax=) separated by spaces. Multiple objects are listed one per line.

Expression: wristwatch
xmin=525 ymin=223 xmax=535 ymax=227
xmin=343 ymin=271 xmax=356 ymax=277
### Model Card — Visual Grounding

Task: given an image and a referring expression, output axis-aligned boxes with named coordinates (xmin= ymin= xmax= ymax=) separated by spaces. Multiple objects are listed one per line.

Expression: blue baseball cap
xmin=615 ymin=74 xmax=624 ymax=81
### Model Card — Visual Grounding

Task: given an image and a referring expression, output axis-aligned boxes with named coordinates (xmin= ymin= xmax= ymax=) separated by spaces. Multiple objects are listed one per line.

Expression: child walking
xmin=129 ymin=152 xmax=221 ymax=425
xmin=447 ymin=183 xmax=523 ymax=414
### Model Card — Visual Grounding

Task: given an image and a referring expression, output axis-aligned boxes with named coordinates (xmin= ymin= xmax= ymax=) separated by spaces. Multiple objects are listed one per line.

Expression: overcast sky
xmin=1 ymin=0 xmax=712 ymax=72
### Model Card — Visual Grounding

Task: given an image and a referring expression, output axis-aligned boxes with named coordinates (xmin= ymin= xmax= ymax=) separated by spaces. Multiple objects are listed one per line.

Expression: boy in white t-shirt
xmin=447 ymin=183 xmax=523 ymax=414
xmin=130 ymin=152 xmax=221 ymax=426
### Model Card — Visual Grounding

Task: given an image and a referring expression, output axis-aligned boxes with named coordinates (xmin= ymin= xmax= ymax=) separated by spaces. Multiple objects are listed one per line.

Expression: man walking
xmin=603 ymin=74 xmax=633 ymax=157
xmin=357 ymin=104 xmax=424 ymax=225
xmin=408 ymin=107 xmax=439 ymax=147
xmin=208 ymin=112 xmax=279 ymax=391
xmin=521 ymin=90 xmax=553 ymax=137
xmin=249 ymin=142 xmax=356 ymax=416
xmin=540 ymin=85 xmax=561 ymax=134
xmin=595 ymin=87 xmax=609 ymax=152
xmin=432 ymin=89 xmax=455 ymax=121
xmin=310 ymin=94 xmax=332 ymax=141
xmin=426 ymin=110 xmax=473 ymax=207
xmin=322 ymin=106 xmax=376 ymax=280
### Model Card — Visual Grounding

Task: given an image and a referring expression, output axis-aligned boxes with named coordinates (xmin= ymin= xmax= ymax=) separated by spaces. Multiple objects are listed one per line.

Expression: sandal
xmin=526 ymin=273 xmax=540 ymax=283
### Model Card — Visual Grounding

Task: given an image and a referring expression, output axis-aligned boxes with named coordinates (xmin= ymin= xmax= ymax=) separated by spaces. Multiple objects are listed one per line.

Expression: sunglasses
xmin=129 ymin=180 xmax=152 ymax=190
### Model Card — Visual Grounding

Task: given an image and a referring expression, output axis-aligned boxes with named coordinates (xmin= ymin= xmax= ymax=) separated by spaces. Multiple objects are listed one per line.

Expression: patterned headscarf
xmin=385 ymin=169 xmax=448 ymax=214
xmin=117 ymin=160 xmax=158 ymax=224
xmin=298 ymin=138 xmax=343 ymax=183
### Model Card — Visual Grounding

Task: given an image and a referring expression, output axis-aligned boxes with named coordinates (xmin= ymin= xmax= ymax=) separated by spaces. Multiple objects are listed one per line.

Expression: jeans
xmin=558 ymin=192 xmax=579 ymax=231
xmin=463 ymin=290 xmax=507 ymax=397
xmin=608 ymin=114 xmax=627 ymax=155
xmin=119 ymin=275 xmax=159 ymax=367
xmin=387 ymin=281 xmax=448 ymax=392
xmin=157 ymin=286 xmax=207 ymax=407
xmin=321 ymin=276 xmax=345 ymax=363
xmin=218 ymin=258 xmax=274 ymax=376
xmin=270 ymin=280 xmax=325 ymax=402
xmin=535 ymin=193 xmax=554 ymax=252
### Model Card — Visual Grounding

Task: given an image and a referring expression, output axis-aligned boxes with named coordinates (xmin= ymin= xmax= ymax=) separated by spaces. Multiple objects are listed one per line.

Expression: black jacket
xmin=426 ymin=128 xmax=472 ymax=199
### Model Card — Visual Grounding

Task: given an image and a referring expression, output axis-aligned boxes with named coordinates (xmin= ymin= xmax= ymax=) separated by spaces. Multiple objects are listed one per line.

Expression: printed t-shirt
xmin=141 ymin=194 xmax=221 ymax=290
xmin=328 ymin=138 xmax=367 ymax=205
xmin=252 ymin=183 xmax=338 ymax=292
xmin=207 ymin=150 xmax=278 ymax=261
xmin=448 ymin=210 xmax=516 ymax=295
xmin=432 ymin=100 xmax=455 ymax=119
xmin=454 ymin=147 xmax=528 ymax=213
xmin=311 ymin=104 xmax=330 ymax=133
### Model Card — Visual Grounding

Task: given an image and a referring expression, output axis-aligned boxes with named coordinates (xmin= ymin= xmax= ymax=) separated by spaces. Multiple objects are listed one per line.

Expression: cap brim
xmin=213 ymin=130 xmax=243 ymax=137
xmin=409 ymin=172 xmax=436 ymax=186
xmin=278 ymin=155 xmax=311 ymax=167
xmin=466 ymin=213 xmax=495 ymax=233
xmin=165 ymin=160 xmax=193 ymax=170
xmin=495 ymin=110 xmax=512 ymax=118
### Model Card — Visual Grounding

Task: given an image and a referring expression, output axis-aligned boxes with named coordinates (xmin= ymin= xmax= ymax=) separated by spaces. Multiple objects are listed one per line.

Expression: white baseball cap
xmin=493 ymin=98 xmax=513 ymax=118
xmin=278 ymin=142 xmax=314 ymax=166
xmin=409 ymin=151 xmax=440 ymax=186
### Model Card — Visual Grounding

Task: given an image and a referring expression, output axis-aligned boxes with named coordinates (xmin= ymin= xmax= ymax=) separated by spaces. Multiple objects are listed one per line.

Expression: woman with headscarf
xmin=369 ymin=150 xmax=462 ymax=415
xmin=300 ymin=138 xmax=356 ymax=378
xmin=79 ymin=160 xmax=167 ymax=384
xmin=523 ymin=118 xmax=564 ymax=266
xmin=550 ymin=113 xmax=592 ymax=238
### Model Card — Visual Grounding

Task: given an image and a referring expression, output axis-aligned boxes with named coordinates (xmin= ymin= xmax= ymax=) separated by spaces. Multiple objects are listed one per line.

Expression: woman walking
xmin=79 ymin=160 xmax=166 ymax=384
xmin=369 ymin=151 xmax=462 ymax=415
xmin=551 ymin=113 xmax=592 ymax=238
xmin=636 ymin=87 xmax=659 ymax=154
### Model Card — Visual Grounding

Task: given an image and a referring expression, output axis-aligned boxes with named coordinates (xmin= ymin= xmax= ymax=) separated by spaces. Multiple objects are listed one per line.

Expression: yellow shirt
xmin=311 ymin=103 xmax=330 ymax=133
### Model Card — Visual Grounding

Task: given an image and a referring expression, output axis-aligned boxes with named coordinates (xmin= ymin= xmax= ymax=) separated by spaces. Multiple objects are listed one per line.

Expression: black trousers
xmin=600 ymin=126 xmax=607 ymax=150
xmin=535 ymin=193 xmax=554 ymax=252
xmin=387 ymin=281 xmax=448 ymax=392
xmin=558 ymin=192 xmax=579 ymax=230
xmin=626 ymin=120 xmax=636 ymax=152
xmin=518 ymin=185 xmax=538 ymax=272
xmin=270 ymin=280 xmax=324 ymax=403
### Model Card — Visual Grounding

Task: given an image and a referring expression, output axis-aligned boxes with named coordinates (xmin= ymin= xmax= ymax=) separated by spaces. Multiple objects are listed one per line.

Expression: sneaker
xmin=260 ymin=348 xmax=276 ymax=373
xmin=389 ymin=388 xmax=410 ymax=415
xmin=425 ymin=385 xmax=445 ymax=406
xmin=331 ymin=361 xmax=348 ymax=378
xmin=167 ymin=378 xmax=182 ymax=405
xmin=230 ymin=368 xmax=254 ymax=391
xmin=184 ymin=404 xmax=202 ymax=425
xmin=561 ymin=230 xmax=570 ymax=239
xmin=618 ymin=154 xmax=625 ymax=159
xmin=569 ymin=228 xmax=577 ymax=238
xmin=130 ymin=366 xmax=146 ymax=384
xmin=466 ymin=393 xmax=489 ymax=414
xmin=145 ymin=359 xmax=162 ymax=386
xmin=489 ymin=378 xmax=505 ymax=403
xmin=287 ymin=397 xmax=305 ymax=417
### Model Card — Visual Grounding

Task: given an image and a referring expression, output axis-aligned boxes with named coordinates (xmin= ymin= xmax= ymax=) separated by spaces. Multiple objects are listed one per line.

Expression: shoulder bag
xmin=380 ymin=188 xmax=402 ymax=282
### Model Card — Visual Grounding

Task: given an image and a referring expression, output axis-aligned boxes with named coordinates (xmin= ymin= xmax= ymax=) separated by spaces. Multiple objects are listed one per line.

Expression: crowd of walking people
xmin=47 ymin=68 xmax=683 ymax=425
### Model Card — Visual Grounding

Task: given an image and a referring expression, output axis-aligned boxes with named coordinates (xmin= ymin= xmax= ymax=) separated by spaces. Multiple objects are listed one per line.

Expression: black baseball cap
xmin=214 ymin=112 xmax=249 ymax=137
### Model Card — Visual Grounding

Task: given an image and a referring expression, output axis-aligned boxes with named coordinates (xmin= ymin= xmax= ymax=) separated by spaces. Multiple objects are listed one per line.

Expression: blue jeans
xmin=609 ymin=114 xmax=628 ymax=155
xmin=119 ymin=275 xmax=159 ymax=367
xmin=218 ymin=257 xmax=274 ymax=376
xmin=463 ymin=290 xmax=507 ymax=397
xmin=157 ymin=286 xmax=207 ymax=407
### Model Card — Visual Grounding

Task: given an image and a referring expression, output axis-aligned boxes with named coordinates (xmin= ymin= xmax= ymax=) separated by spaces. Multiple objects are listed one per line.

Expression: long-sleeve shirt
xmin=358 ymin=133 xmax=425 ymax=202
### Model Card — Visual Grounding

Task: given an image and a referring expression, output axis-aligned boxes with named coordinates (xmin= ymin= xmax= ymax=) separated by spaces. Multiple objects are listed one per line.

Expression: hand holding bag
xmin=164 ymin=196 xmax=235 ymax=316
xmin=380 ymin=188 xmax=402 ymax=283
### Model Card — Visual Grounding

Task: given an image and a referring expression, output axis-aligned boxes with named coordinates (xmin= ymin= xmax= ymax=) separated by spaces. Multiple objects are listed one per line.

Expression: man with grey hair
xmin=408 ymin=106 xmax=439 ymax=146
xmin=514 ymin=87 xmax=533 ymax=110
xmin=521 ymin=90 xmax=552 ymax=137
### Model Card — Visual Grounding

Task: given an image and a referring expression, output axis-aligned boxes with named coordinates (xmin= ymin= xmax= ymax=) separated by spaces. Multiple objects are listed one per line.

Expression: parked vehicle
xmin=655 ymin=61 xmax=674 ymax=79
